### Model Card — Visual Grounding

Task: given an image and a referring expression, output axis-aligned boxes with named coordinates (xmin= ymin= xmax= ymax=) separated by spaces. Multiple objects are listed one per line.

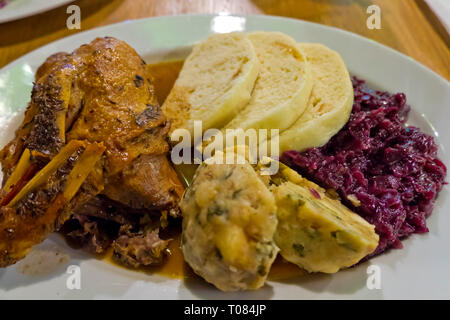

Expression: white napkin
xmin=424 ymin=0 xmax=450 ymax=34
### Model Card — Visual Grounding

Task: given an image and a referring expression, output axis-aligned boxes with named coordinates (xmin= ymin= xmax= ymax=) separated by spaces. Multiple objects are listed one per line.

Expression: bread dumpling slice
xmin=223 ymin=32 xmax=312 ymax=134
xmin=162 ymin=32 xmax=259 ymax=140
xmin=277 ymin=43 xmax=354 ymax=153
xmin=180 ymin=159 xmax=278 ymax=291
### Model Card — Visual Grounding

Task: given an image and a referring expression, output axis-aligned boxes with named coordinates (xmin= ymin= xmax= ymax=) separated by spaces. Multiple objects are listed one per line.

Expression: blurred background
xmin=0 ymin=0 xmax=448 ymax=79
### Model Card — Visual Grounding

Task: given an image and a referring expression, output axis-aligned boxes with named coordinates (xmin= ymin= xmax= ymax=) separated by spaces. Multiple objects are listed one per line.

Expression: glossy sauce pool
xmin=102 ymin=60 xmax=306 ymax=281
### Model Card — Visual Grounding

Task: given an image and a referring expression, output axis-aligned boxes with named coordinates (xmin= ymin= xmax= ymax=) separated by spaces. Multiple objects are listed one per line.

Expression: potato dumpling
xmin=180 ymin=161 xmax=278 ymax=291
xmin=258 ymin=161 xmax=379 ymax=274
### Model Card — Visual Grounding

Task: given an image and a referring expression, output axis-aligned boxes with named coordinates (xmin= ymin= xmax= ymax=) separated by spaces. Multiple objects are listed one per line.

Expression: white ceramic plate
xmin=0 ymin=14 xmax=449 ymax=300
xmin=0 ymin=0 xmax=74 ymax=24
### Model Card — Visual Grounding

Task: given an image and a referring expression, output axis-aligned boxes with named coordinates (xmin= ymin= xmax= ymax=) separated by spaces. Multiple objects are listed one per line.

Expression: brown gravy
xmin=147 ymin=60 xmax=184 ymax=105
xmin=102 ymin=60 xmax=305 ymax=281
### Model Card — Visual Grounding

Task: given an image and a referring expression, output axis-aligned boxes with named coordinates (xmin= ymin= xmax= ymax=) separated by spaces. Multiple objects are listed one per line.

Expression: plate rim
xmin=1 ymin=13 xmax=449 ymax=88
xmin=0 ymin=0 xmax=75 ymax=24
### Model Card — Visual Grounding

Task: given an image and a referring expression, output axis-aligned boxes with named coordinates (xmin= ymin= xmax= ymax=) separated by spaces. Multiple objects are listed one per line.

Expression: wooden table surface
xmin=0 ymin=0 xmax=449 ymax=80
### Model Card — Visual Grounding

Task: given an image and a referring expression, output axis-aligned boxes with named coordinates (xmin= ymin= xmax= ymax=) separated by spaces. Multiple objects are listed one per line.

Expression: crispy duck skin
xmin=0 ymin=53 xmax=74 ymax=180
xmin=0 ymin=37 xmax=184 ymax=267
xmin=65 ymin=37 xmax=184 ymax=210
xmin=0 ymin=141 xmax=106 ymax=267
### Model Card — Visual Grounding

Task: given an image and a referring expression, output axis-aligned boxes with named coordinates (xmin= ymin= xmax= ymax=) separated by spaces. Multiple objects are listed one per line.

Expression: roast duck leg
xmin=0 ymin=37 xmax=184 ymax=268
